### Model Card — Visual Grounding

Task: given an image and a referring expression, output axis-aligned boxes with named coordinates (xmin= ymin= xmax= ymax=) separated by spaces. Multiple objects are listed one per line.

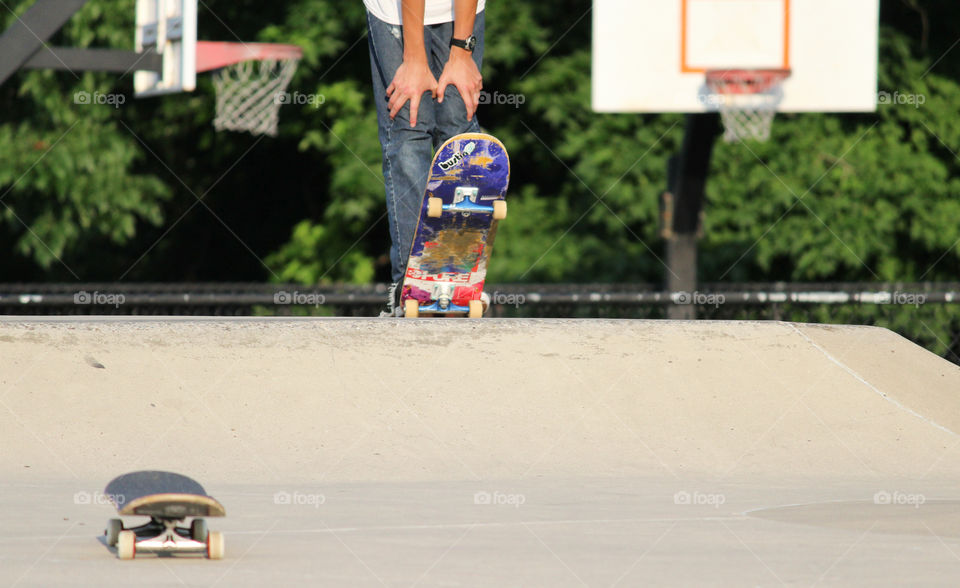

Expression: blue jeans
xmin=366 ymin=11 xmax=485 ymax=282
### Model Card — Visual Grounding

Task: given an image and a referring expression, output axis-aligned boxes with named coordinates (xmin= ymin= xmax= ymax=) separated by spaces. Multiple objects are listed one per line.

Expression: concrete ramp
xmin=2 ymin=318 xmax=958 ymax=483
xmin=2 ymin=318 xmax=960 ymax=586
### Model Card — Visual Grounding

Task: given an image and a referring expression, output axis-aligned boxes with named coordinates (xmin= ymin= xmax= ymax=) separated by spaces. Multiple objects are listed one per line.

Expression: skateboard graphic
xmin=399 ymin=132 xmax=510 ymax=318
xmin=103 ymin=470 xmax=225 ymax=560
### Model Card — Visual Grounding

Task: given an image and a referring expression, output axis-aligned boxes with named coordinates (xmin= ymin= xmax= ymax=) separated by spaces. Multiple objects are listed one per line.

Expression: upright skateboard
xmin=103 ymin=470 xmax=225 ymax=560
xmin=399 ymin=132 xmax=510 ymax=318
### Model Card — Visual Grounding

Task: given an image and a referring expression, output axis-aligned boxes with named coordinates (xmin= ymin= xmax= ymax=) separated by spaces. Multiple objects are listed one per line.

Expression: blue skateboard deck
xmin=400 ymin=133 xmax=510 ymax=317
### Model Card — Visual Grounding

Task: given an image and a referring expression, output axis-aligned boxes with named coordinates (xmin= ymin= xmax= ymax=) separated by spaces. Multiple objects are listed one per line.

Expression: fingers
xmin=435 ymin=57 xmax=482 ymax=119
xmin=387 ymin=63 xmax=438 ymax=126
xmin=409 ymin=94 xmax=419 ymax=127
xmin=436 ymin=73 xmax=448 ymax=104
xmin=448 ymin=79 xmax=480 ymax=120
xmin=461 ymin=83 xmax=479 ymax=121
xmin=387 ymin=74 xmax=401 ymax=119
xmin=387 ymin=82 xmax=403 ymax=119
xmin=389 ymin=89 xmax=431 ymax=127
xmin=389 ymin=93 xmax=407 ymax=121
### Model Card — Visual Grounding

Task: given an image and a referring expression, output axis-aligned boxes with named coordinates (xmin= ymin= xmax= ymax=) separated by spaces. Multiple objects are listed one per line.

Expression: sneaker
xmin=379 ymin=282 xmax=402 ymax=317
xmin=480 ymin=291 xmax=490 ymax=314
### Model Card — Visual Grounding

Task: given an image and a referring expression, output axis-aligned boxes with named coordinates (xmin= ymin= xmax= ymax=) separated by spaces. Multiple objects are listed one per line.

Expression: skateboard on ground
xmin=103 ymin=470 xmax=225 ymax=560
xmin=398 ymin=132 xmax=510 ymax=318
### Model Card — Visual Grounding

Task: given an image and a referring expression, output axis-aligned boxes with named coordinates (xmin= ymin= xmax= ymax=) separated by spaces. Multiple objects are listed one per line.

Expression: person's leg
xmin=427 ymin=11 xmax=485 ymax=146
xmin=367 ymin=12 xmax=438 ymax=283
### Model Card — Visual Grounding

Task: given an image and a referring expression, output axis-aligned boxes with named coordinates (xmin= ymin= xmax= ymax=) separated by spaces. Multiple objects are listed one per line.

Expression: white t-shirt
xmin=364 ymin=0 xmax=485 ymax=26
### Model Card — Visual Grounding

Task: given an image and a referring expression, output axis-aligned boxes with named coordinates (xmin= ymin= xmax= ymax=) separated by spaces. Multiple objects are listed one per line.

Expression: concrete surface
xmin=1 ymin=318 xmax=960 ymax=586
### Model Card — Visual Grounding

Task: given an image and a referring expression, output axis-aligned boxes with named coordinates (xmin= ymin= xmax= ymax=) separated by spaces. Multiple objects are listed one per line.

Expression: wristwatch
xmin=450 ymin=35 xmax=478 ymax=52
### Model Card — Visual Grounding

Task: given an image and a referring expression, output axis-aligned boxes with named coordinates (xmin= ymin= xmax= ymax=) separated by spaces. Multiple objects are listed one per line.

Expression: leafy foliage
xmin=0 ymin=0 xmax=168 ymax=272
xmin=0 ymin=0 xmax=958 ymax=356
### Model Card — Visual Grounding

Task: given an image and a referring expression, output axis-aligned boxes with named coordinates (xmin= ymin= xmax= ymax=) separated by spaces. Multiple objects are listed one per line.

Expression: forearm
xmin=436 ymin=0 xmax=482 ymax=116
xmin=401 ymin=0 xmax=427 ymax=63
xmin=452 ymin=0 xmax=478 ymax=48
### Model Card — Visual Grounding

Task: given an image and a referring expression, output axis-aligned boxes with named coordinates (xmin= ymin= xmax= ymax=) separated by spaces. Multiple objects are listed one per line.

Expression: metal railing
xmin=0 ymin=282 xmax=957 ymax=315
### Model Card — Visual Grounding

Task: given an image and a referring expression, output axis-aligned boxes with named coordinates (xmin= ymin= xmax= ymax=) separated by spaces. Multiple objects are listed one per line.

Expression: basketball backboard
xmin=135 ymin=0 xmax=197 ymax=97
xmin=592 ymin=0 xmax=879 ymax=113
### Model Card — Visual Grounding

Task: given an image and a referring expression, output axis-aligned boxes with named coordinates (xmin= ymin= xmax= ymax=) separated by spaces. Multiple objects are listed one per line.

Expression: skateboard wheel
xmin=427 ymin=197 xmax=443 ymax=218
xmin=191 ymin=518 xmax=208 ymax=542
xmin=493 ymin=200 xmax=507 ymax=220
xmin=468 ymin=299 xmax=483 ymax=318
xmin=117 ymin=530 xmax=136 ymax=560
xmin=105 ymin=518 xmax=123 ymax=546
xmin=207 ymin=531 xmax=225 ymax=560
xmin=404 ymin=299 xmax=419 ymax=318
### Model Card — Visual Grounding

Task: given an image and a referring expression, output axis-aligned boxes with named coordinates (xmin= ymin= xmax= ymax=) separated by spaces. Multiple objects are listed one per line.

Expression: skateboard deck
xmin=103 ymin=470 xmax=225 ymax=560
xmin=399 ymin=132 xmax=510 ymax=317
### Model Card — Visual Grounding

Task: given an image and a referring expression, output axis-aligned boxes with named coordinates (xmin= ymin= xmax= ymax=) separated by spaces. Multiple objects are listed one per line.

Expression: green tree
xmin=1 ymin=0 xmax=959 ymax=360
xmin=0 ymin=0 xmax=168 ymax=273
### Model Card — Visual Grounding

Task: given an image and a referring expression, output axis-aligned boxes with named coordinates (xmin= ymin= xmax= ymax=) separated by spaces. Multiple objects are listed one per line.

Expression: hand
xmin=386 ymin=60 xmax=438 ymax=127
xmin=437 ymin=49 xmax=483 ymax=121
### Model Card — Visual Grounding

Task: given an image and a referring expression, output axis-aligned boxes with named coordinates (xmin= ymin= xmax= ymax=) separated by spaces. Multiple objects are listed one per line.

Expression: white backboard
xmin=135 ymin=0 xmax=197 ymax=97
xmin=592 ymin=0 xmax=879 ymax=113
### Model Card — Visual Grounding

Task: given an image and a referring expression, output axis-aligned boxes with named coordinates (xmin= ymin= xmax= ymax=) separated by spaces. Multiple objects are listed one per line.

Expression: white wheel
xmin=191 ymin=518 xmax=208 ymax=542
xmin=117 ymin=530 xmax=136 ymax=560
xmin=207 ymin=530 xmax=225 ymax=560
xmin=468 ymin=299 xmax=483 ymax=318
xmin=105 ymin=518 xmax=123 ymax=546
xmin=492 ymin=200 xmax=507 ymax=220
xmin=427 ymin=197 xmax=443 ymax=218
xmin=404 ymin=298 xmax=419 ymax=318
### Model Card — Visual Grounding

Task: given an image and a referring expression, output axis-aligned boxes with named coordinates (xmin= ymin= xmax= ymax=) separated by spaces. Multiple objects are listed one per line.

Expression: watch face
xmin=465 ymin=36 xmax=477 ymax=51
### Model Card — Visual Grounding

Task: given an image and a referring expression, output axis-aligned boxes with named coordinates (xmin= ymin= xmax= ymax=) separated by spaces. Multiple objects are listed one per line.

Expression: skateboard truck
xmin=427 ymin=187 xmax=507 ymax=220
xmin=403 ymin=282 xmax=484 ymax=317
xmin=123 ymin=517 xmax=208 ymax=555
xmin=414 ymin=283 xmax=470 ymax=314
xmin=107 ymin=514 xmax=223 ymax=559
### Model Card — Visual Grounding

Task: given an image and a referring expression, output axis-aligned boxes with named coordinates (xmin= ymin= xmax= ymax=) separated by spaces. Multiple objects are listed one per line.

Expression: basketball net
xmin=197 ymin=42 xmax=303 ymax=137
xmin=212 ymin=58 xmax=300 ymax=137
xmin=705 ymin=69 xmax=791 ymax=143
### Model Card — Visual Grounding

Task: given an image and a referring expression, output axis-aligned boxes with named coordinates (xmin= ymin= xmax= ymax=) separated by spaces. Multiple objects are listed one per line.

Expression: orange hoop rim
xmin=196 ymin=41 xmax=303 ymax=73
xmin=705 ymin=69 xmax=792 ymax=95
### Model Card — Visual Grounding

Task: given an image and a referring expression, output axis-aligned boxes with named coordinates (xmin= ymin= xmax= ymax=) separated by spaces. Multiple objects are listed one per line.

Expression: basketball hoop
xmin=705 ymin=69 xmax=791 ymax=143
xmin=197 ymin=41 xmax=303 ymax=137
